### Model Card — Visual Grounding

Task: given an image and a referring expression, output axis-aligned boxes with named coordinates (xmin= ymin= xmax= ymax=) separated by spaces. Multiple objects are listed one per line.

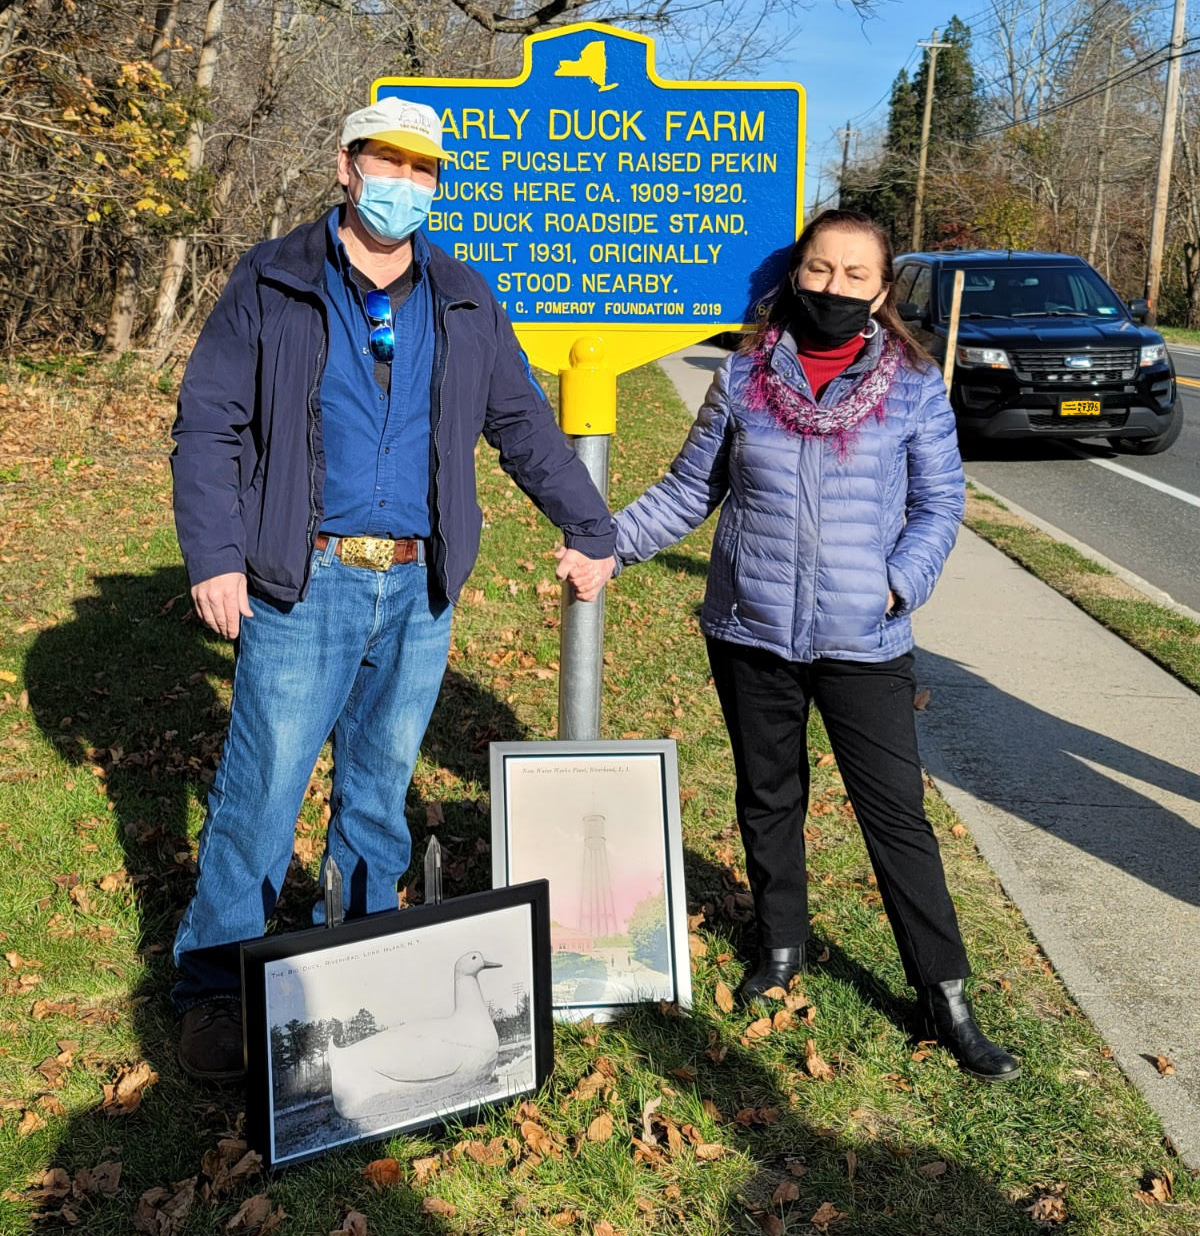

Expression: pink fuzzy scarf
xmin=745 ymin=327 xmax=904 ymax=459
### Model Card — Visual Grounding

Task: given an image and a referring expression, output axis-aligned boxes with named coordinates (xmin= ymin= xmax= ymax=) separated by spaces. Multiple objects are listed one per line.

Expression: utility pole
xmin=1145 ymin=0 xmax=1187 ymax=323
xmin=836 ymin=120 xmax=857 ymax=208
xmin=912 ymin=29 xmax=952 ymax=251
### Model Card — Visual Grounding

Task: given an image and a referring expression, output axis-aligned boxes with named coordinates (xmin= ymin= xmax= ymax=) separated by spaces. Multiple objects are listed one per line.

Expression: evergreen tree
xmin=843 ymin=16 xmax=980 ymax=248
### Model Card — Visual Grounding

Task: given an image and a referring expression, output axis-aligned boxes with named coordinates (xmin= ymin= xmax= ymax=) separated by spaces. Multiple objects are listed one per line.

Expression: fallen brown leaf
xmin=693 ymin=1142 xmax=728 ymax=1161
xmin=519 ymin=1119 xmax=562 ymax=1159
xmin=913 ymin=688 xmax=932 ymax=710
xmin=225 ymin=1193 xmax=277 ymax=1232
xmin=330 ymin=1210 xmax=368 ymax=1236
xmin=421 ymin=1198 xmax=456 ymax=1217
xmin=688 ymin=933 xmax=707 ymax=959
xmin=1027 ymin=1184 xmax=1068 ymax=1224
xmin=1135 ymin=1170 xmax=1173 ymax=1205
xmin=918 ymin=1160 xmax=948 ymax=1179
xmin=772 ymin=1009 xmax=795 ymax=1032
xmin=18 ymin=1109 xmax=46 ymax=1136
xmin=101 ymin=1060 xmax=158 ymax=1115
xmin=410 ymin=1156 xmax=440 ymax=1185
xmin=571 ymin=1071 xmax=608 ymax=1101
xmin=640 ymin=1096 xmax=662 ymax=1143
xmin=714 ymin=980 xmax=734 ymax=1014
xmin=758 ymin=1216 xmax=784 ymax=1236
xmin=133 ymin=1178 xmax=195 ymax=1235
xmin=76 ymin=1161 xmax=122 ymax=1198
xmin=810 ymin=1200 xmax=846 ymax=1229
xmin=817 ymin=753 xmax=836 ymax=767
xmin=1152 ymin=1054 xmax=1176 ymax=1076
xmin=804 ymin=1039 xmax=835 ymax=1081
xmin=630 ymin=1135 xmax=664 ymax=1166
xmin=743 ymin=1017 xmax=772 ymax=1040
xmin=845 ymin=1149 xmax=858 ymax=1179
xmin=950 ymin=823 xmax=967 ymax=839
xmin=548 ymin=1209 xmax=578 ymax=1228
xmin=771 ymin=1180 xmax=800 ymax=1204
xmin=24 ymin=1167 xmax=72 ymax=1202
xmin=587 ymin=1112 xmax=614 ymax=1142
xmin=361 ymin=1158 xmax=401 ymax=1190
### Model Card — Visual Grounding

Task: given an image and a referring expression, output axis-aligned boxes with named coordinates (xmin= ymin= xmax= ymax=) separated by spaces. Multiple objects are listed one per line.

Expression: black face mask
xmin=793 ymin=288 xmax=875 ymax=348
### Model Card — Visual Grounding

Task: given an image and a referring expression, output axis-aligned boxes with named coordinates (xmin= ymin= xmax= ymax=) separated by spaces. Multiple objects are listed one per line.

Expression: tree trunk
xmin=101 ymin=246 xmax=138 ymax=358
xmin=268 ymin=167 xmax=299 ymax=238
xmin=150 ymin=0 xmax=181 ymax=73
xmin=146 ymin=0 xmax=225 ymax=350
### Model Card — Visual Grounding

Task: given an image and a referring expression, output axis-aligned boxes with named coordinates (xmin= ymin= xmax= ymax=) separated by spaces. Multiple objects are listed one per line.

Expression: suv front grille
xmin=1028 ymin=411 xmax=1129 ymax=431
xmin=1011 ymin=347 xmax=1137 ymax=383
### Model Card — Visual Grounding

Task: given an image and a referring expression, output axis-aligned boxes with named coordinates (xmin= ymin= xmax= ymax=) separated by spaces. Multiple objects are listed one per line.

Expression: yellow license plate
xmin=1059 ymin=398 xmax=1102 ymax=416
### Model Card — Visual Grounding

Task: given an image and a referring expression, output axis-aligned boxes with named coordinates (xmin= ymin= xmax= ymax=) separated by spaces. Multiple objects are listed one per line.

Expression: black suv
xmin=893 ymin=249 xmax=1181 ymax=454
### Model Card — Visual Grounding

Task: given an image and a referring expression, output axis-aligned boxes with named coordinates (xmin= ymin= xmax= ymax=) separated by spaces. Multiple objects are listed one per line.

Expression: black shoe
xmin=737 ymin=946 xmax=805 ymax=1007
xmin=179 ymin=998 xmax=245 ymax=1083
xmin=918 ymin=979 xmax=1020 ymax=1082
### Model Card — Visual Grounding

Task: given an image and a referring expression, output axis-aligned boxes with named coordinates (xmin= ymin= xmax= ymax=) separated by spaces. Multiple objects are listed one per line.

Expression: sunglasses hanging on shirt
xmin=364 ymin=289 xmax=394 ymax=363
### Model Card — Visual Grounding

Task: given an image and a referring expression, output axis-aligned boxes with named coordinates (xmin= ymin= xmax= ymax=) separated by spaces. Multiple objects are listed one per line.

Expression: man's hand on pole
xmin=554 ymin=546 xmax=616 ymax=603
xmin=192 ymin=572 xmax=254 ymax=639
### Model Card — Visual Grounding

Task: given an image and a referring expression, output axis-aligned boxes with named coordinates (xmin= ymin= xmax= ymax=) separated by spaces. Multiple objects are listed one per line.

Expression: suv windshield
xmin=937 ymin=264 xmax=1126 ymax=319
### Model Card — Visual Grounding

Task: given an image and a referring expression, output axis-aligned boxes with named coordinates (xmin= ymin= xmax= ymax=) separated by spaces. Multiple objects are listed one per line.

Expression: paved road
xmin=961 ymin=346 xmax=1200 ymax=613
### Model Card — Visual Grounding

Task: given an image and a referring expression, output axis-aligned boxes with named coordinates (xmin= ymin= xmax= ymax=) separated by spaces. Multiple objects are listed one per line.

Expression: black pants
xmin=707 ymin=638 xmax=970 ymax=987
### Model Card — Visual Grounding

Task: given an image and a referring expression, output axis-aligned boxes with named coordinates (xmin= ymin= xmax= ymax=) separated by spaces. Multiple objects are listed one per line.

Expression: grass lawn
xmin=1157 ymin=326 xmax=1200 ymax=347
xmin=0 ymin=355 xmax=1196 ymax=1235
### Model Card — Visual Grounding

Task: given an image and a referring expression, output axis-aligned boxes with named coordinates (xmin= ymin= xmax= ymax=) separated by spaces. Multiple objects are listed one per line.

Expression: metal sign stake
xmin=558 ymin=337 xmax=616 ymax=740
xmin=322 ymin=857 xmax=344 ymax=928
xmin=424 ymin=834 xmax=444 ymax=905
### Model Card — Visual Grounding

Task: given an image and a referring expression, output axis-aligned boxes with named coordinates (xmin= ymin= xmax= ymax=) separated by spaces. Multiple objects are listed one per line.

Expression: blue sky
xmin=758 ymin=0 xmax=975 ymax=209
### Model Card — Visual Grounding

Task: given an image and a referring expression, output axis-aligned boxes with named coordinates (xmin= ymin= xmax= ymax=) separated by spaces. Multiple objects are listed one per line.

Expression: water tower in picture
xmin=578 ymin=812 xmax=619 ymax=937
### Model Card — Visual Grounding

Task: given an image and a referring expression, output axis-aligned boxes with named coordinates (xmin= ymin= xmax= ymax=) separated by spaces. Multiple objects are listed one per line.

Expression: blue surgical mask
xmin=353 ymin=161 xmax=434 ymax=243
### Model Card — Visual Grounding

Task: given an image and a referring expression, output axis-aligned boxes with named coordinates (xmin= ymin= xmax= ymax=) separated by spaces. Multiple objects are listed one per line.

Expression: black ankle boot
xmin=738 ymin=946 xmax=805 ymax=1006
xmin=918 ymin=978 xmax=1021 ymax=1082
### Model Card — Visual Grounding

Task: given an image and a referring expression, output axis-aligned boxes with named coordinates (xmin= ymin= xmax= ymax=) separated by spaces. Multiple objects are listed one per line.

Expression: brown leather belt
xmin=314 ymin=533 xmax=425 ymax=570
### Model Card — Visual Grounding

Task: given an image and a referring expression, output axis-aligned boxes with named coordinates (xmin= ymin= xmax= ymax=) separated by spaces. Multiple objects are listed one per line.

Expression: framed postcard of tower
xmin=489 ymin=739 xmax=691 ymax=1021
xmin=240 ymin=881 xmax=553 ymax=1171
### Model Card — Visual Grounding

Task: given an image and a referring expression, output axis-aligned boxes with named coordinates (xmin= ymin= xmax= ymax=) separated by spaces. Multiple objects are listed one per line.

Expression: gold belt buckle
xmin=339 ymin=536 xmax=394 ymax=571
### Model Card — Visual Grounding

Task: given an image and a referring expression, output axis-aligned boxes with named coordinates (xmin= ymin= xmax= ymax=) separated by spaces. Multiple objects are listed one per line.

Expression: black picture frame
xmin=240 ymin=880 xmax=552 ymax=1171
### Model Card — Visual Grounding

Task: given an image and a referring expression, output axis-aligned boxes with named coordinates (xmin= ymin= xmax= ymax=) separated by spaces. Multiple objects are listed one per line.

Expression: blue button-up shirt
xmin=319 ymin=210 xmax=434 ymax=538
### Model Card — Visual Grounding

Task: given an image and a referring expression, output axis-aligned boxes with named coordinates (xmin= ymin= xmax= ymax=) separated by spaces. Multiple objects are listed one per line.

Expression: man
xmin=170 ymin=97 xmax=616 ymax=1081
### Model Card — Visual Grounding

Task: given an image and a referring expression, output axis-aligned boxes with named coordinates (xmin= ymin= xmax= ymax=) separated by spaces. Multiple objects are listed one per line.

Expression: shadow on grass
xmin=14 ymin=567 xmax=1022 ymax=1233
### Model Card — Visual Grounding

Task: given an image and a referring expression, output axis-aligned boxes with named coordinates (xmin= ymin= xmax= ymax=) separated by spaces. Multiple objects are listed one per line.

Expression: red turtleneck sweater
xmin=796 ymin=333 xmax=868 ymax=402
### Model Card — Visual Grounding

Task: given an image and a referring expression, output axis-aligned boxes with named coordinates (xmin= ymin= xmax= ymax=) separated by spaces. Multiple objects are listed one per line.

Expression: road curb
xmin=964 ymin=474 xmax=1200 ymax=627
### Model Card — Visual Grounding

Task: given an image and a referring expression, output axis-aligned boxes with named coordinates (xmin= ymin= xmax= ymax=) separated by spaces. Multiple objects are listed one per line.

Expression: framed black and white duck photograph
xmin=241 ymin=881 xmax=552 ymax=1170
xmin=490 ymin=739 xmax=691 ymax=1021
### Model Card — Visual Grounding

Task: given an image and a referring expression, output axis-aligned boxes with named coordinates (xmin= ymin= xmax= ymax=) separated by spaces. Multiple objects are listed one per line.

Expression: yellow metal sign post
xmin=374 ymin=23 xmax=803 ymax=737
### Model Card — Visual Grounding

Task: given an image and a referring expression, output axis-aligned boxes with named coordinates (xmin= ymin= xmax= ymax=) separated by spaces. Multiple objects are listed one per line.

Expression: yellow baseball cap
xmin=340 ymin=97 xmax=445 ymax=160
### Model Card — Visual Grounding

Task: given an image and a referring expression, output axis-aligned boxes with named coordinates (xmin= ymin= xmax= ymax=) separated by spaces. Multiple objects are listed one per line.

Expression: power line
xmin=972 ymin=35 xmax=1200 ymax=136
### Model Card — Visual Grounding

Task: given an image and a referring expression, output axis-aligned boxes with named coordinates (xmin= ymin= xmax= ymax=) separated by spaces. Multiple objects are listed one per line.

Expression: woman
xmin=614 ymin=209 xmax=1018 ymax=1082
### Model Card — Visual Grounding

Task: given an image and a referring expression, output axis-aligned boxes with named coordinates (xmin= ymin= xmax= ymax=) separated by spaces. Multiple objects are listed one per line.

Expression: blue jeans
xmin=172 ymin=544 xmax=452 ymax=1009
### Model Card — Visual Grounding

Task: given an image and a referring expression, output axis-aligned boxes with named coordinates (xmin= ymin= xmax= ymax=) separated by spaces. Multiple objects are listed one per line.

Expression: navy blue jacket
xmin=171 ymin=211 xmax=615 ymax=604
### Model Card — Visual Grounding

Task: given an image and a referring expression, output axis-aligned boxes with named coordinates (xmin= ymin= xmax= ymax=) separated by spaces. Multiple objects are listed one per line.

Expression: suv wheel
xmin=1115 ymin=397 xmax=1183 ymax=456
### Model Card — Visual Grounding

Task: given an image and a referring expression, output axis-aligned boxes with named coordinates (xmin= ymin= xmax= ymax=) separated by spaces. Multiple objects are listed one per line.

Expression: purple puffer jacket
xmin=615 ymin=329 xmax=964 ymax=663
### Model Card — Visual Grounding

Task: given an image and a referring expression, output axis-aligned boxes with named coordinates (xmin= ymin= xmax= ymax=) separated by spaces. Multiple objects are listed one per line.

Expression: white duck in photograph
xmin=329 ymin=950 xmax=503 ymax=1123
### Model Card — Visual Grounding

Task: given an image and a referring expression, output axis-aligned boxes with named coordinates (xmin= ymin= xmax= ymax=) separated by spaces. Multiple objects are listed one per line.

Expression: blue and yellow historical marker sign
xmin=375 ymin=22 xmax=804 ymax=377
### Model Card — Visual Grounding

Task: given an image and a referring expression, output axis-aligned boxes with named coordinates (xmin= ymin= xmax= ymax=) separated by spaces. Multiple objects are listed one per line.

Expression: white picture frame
xmin=489 ymin=740 xmax=691 ymax=1020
